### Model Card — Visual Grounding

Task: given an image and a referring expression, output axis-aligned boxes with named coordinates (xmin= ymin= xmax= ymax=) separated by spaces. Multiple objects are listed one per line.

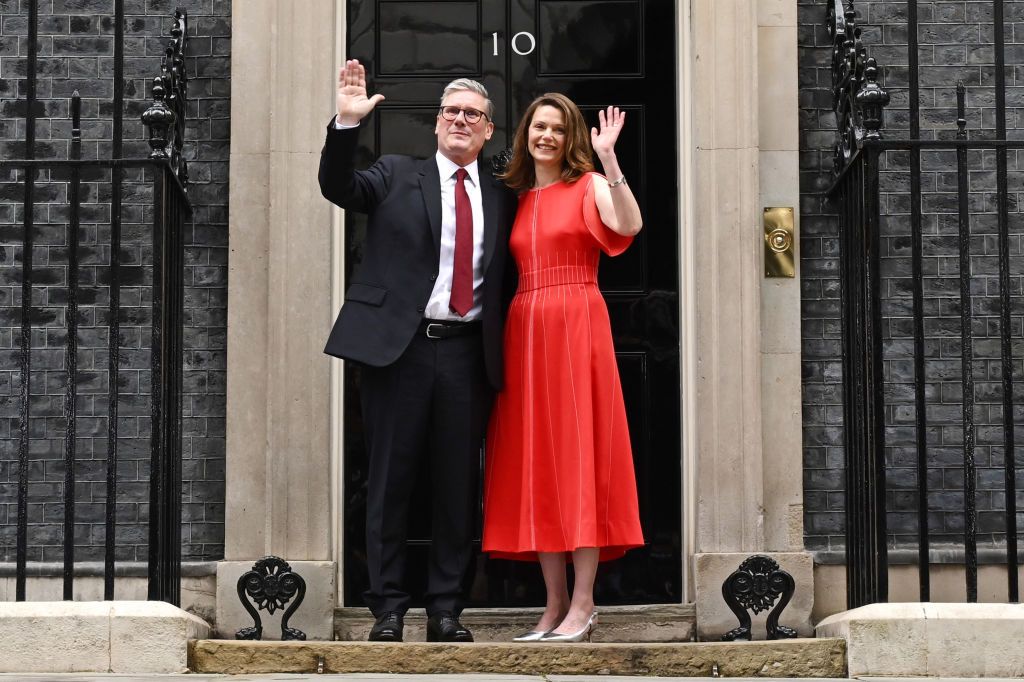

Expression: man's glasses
xmin=439 ymin=106 xmax=488 ymax=124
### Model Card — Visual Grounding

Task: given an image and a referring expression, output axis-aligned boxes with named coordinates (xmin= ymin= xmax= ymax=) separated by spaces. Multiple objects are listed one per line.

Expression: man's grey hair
xmin=441 ymin=78 xmax=494 ymax=121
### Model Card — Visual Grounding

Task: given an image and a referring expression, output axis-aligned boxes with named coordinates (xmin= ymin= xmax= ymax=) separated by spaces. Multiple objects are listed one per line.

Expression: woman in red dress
xmin=482 ymin=93 xmax=644 ymax=642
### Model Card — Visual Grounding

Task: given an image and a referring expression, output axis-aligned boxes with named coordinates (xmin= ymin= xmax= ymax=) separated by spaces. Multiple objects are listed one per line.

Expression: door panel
xmin=378 ymin=2 xmax=481 ymax=74
xmin=344 ymin=0 xmax=681 ymax=607
xmin=537 ymin=1 xmax=643 ymax=76
xmin=377 ymin=108 xmax=441 ymax=157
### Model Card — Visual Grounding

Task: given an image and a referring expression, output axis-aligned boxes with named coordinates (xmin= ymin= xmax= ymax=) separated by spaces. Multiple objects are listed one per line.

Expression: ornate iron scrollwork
xmin=721 ymin=555 xmax=797 ymax=641
xmin=236 ymin=556 xmax=307 ymax=641
xmin=141 ymin=9 xmax=189 ymax=186
xmin=827 ymin=0 xmax=889 ymax=175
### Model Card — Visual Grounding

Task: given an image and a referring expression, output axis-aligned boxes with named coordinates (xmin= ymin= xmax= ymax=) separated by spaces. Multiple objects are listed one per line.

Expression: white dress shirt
xmin=428 ymin=152 xmax=485 ymax=321
xmin=332 ymin=117 xmax=486 ymax=321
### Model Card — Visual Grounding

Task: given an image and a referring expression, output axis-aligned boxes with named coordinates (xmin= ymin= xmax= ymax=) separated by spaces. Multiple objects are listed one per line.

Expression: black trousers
xmin=359 ymin=328 xmax=493 ymax=617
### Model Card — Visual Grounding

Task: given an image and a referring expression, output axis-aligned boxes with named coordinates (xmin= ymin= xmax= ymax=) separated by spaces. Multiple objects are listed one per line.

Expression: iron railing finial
xmin=828 ymin=0 xmax=889 ymax=174
xmin=141 ymin=10 xmax=189 ymax=185
xmin=857 ymin=58 xmax=889 ymax=140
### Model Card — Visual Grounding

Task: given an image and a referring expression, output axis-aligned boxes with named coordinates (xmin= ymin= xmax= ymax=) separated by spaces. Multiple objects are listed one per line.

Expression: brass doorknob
xmin=767 ymin=227 xmax=792 ymax=253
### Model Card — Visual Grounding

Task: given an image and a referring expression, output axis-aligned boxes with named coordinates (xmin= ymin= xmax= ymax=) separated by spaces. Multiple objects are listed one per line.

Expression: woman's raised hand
xmin=336 ymin=59 xmax=386 ymax=126
xmin=590 ymin=106 xmax=625 ymax=160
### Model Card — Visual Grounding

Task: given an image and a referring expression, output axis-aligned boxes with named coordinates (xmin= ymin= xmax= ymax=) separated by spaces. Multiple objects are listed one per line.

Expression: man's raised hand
xmin=336 ymin=59 xmax=385 ymax=126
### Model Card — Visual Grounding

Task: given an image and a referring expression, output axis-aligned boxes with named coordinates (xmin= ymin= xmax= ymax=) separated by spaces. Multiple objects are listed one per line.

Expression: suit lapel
xmin=481 ymin=173 xmax=499 ymax=274
xmin=419 ymin=158 xmax=442 ymax=253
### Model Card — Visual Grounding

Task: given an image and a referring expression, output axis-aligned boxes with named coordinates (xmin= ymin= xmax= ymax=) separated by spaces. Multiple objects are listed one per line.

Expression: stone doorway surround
xmin=686 ymin=0 xmax=812 ymax=639
xmin=220 ymin=0 xmax=339 ymax=639
xmin=221 ymin=0 xmax=812 ymax=640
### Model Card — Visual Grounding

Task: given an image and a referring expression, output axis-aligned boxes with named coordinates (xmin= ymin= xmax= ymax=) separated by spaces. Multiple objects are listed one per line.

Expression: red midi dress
xmin=482 ymin=172 xmax=645 ymax=562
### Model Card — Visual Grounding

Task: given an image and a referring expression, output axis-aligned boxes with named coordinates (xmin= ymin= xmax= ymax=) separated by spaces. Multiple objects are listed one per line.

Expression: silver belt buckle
xmin=425 ymin=323 xmax=444 ymax=339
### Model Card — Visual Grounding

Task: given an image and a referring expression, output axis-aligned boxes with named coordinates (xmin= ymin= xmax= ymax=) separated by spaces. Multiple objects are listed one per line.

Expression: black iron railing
xmin=0 ymin=5 xmax=190 ymax=605
xmin=827 ymin=0 xmax=1021 ymax=608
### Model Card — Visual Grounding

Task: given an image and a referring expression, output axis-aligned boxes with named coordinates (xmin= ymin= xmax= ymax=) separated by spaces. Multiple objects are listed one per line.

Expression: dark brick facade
xmin=0 ymin=0 xmax=229 ymax=563
xmin=5 ymin=0 xmax=1019 ymax=569
xmin=801 ymin=0 xmax=1024 ymax=554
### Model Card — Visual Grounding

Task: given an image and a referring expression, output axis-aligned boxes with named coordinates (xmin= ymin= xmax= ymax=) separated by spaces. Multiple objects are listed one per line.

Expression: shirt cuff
xmin=333 ymin=116 xmax=360 ymax=130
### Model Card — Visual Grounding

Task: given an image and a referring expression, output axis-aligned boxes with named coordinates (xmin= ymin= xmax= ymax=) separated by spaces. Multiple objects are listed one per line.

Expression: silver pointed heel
xmin=512 ymin=629 xmax=550 ymax=642
xmin=539 ymin=610 xmax=598 ymax=643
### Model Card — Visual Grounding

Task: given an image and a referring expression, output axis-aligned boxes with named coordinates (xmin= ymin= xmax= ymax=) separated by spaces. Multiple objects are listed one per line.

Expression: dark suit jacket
xmin=318 ymin=122 xmax=517 ymax=390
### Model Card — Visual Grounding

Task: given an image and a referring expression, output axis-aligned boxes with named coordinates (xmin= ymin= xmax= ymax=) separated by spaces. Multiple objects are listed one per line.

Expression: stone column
xmin=757 ymin=0 xmax=805 ymax=556
xmin=690 ymin=0 xmax=765 ymax=555
xmin=690 ymin=0 xmax=813 ymax=640
xmin=218 ymin=0 xmax=338 ymax=640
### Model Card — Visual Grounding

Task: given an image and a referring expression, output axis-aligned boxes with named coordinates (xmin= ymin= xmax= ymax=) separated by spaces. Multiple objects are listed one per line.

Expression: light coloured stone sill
xmin=0 ymin=600 xmax=210 ymax=673
xmin=817 ymin=602 xmax=1024 ymax=677
xmin=813 ymin=546 xmax=1024 ymax=565
xmin=0 ymin=560 xmax=218 ymax=577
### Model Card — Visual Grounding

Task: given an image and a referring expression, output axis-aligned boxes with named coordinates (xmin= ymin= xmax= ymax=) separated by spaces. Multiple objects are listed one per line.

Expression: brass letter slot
xmin=763 ymin=207 xmax=795 ymax=278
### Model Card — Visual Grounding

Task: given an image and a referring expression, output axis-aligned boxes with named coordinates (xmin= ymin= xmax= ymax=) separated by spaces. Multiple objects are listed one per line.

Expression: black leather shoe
xmin=368 ymin=611 xmax=404 ymax=642
xmin=426 ymin=612 xmax=473 ymax=642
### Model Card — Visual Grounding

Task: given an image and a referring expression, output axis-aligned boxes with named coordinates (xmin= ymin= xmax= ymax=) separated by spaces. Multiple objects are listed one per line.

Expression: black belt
xmin=419 ymin=319 xmax=482 ymax=339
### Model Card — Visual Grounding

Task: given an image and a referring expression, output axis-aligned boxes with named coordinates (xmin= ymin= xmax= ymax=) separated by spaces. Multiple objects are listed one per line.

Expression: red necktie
xmin=449 ymin=168 xmax=473 ymax=316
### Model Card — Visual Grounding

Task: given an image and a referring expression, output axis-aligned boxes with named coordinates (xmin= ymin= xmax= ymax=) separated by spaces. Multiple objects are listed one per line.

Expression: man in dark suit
xmin=319 ymin=60 xmax=515 ymax=642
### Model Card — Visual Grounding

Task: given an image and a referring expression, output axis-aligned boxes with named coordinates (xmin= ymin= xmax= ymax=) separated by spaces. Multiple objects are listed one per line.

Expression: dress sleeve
xmin=583 ymin=173 xmax=633 ymax=256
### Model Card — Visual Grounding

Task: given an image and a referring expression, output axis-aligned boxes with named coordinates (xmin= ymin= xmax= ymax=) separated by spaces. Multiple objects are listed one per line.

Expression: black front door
xmin=343 ymin=0 xmax=681 ymax=606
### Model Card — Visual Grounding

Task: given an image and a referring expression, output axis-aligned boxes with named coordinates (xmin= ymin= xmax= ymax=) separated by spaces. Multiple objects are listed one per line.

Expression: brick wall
xmin=801 ymin=0 xmax=1024 ymax=554
xmin=0 ymin=0 xmax=229 ymax=563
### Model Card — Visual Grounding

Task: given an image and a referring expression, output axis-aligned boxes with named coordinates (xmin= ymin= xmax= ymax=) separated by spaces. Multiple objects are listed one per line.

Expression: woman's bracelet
xmin=607 ymin=175 xmax=627 ymax=188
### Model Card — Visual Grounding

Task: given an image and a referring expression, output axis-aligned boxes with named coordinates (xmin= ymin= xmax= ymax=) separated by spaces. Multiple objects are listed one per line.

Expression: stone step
xmin=335 ymin=604 xmax=696 ymax=642
xmin=189 ymin=638 xmax=847 ymax=677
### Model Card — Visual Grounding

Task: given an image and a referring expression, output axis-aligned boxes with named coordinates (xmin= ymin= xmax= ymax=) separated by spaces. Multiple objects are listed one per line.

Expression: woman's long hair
xmin=500 ymin=93 xmax=594 ymax=192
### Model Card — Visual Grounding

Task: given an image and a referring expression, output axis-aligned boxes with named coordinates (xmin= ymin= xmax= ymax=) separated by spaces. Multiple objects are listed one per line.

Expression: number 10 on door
xmin=493 ymin=32 xmax=536 ymax=56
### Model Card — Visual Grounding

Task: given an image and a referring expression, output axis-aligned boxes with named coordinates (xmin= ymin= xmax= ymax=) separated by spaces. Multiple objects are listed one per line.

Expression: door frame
xmin=327 ymin=0 xmax=699 ymax=606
